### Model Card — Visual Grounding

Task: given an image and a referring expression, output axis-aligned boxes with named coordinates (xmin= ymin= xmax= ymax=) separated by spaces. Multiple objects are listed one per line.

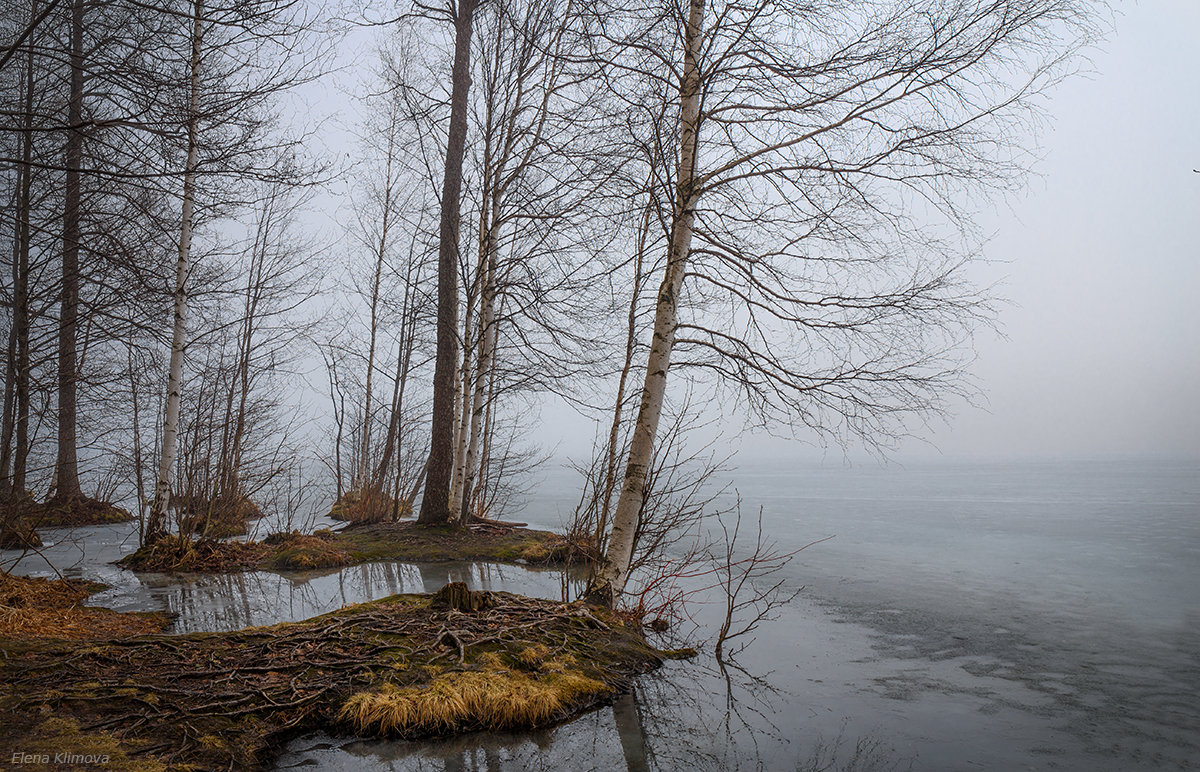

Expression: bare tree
xmin=586 ymin=0 xmax=1097 ymax=605
xmin=146 ymin=0 xmax=205 ymax=542
xmin=0 ymin=0 xmax=39 ymax=501
xmin=419 ymin=0 xmax=483 ymax=525
xmin=326 ymin=65 xmax=433 ymax=523
xmin=143 ymin=0 xmax=324 ymax=542
xmin=52 ymin=0 xmax=85 ymax=504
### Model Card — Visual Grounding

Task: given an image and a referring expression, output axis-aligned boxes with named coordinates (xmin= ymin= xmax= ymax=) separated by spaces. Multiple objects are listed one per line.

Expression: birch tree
xmin=146 ymin=0 xmax=205 ymax=543
xmin=586 ymin=0 xmax=1097 ymax=604
xmin=328 ymin=68 xmax=432 ymax=523
xmin=450 ymin=0 xmax=640 ymax=523
xmin=143 ymin=0 xmax=322 ymax=541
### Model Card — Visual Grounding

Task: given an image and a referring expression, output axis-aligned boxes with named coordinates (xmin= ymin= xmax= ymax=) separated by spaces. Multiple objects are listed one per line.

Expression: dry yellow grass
xmin=0 ymin=574 xmax=166 ymax=641
xmin=9 ymin=718 xmax=165 ymax=772
xmin=340 ymin=668 xmax=612 ymax=735
xmin=515 ymin=643 xmax=551 ymax=669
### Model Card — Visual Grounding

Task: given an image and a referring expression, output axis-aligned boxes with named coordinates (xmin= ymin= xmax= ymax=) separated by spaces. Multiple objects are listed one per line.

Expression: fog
xmin=294 ymin=1 xmax=1200 ymax=468
xmin=918 ymin=2 xmax=1200 ymax=462
xmin=544 ymin=2 xmax=1200 ymax=466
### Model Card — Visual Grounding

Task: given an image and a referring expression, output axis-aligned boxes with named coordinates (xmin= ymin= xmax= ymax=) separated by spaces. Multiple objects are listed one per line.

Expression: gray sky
xmin=545 ymin=2 xmax=1200 ymax=464
xmin=905 ymin=1 xmax=1200 ymax=461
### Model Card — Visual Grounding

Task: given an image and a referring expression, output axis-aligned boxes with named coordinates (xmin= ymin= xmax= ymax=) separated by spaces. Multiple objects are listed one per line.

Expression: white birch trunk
xmin=450 ymin=198 xmax=487 ymax=520
xmin=448 ymin=343 xmax=470 ymax=517
xmin=589 ymin=0 xmax=705 ymax=604
xmin=359 ymin=272 xmax=380 ymax=492
xmin=460 ymin=224 xmax=497 ymax=524
xmin=147 ymin=0 xmax=204 ymax=543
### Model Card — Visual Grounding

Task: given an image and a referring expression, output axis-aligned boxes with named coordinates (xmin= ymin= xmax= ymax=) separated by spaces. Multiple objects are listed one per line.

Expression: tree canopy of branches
xmin=1 ymin=0 xmax=1101 ymax=584
xmin=584 ymin=0 xmax=1097 ymax=604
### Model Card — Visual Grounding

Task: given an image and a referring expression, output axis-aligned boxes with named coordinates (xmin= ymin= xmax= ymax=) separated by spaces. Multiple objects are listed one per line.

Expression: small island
xmin=116 ymin=521 xmax=576 ymax=574
xmin=0 ymin=575 xmax=689 ymax=770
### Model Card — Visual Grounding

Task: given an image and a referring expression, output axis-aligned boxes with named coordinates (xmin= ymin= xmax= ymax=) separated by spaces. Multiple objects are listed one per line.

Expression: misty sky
xmin=912 ymin=1 xmax=1200 ymax=461
xmin=534 ymin=2 xmax=1200 ymax=464
xmin=311 ymin=2 xmax=1198 ymax=466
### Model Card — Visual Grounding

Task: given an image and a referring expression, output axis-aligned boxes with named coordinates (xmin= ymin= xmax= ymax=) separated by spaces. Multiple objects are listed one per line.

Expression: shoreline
xmin=1 ymin=579 xmax=682 ymax=771
xmin=116 ymin=521 xmax=576 ymax=574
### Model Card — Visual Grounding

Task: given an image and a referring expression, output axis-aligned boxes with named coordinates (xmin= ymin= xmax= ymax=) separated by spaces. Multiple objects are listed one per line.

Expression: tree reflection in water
xmin=144 ymin=560 xmax=569 ymax=633
xmin=612 ymin=688 xmax=650 ymax=772
xmin=276 ymin=649 xmax=912 ymax=771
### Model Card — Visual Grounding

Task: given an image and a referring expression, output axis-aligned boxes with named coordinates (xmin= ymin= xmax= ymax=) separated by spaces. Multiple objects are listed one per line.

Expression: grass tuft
xmin=264 ymin=534 xmax=350 ymax=570
xmin=340 ymin=669 xmax=612 ymax=735
xmin=515 ymin=643 xmax=551 ymax=670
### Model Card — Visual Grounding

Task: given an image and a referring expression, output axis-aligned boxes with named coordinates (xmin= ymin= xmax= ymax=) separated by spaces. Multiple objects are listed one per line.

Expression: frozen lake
xmin=6 ymin=457 xmax=1197 ymax=770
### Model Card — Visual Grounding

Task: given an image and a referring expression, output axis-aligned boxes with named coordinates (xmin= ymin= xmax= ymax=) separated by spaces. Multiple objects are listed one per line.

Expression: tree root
xmin=0 ymin=589 xmax=665 ymax=771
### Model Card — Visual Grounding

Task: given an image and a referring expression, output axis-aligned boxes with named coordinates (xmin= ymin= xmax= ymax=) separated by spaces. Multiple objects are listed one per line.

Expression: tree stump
xmin=432 ymin=581 xmax=492 ymax=612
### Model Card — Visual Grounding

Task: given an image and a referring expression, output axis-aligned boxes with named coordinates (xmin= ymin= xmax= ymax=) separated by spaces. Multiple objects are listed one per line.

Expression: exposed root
xmin=0 ymin=588 xmax=666 ymax=770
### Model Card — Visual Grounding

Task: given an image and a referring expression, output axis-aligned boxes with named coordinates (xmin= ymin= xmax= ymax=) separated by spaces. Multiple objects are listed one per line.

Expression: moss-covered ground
xmin=118 ymin=521 xmax=573 ymax=574
xmin=1 ymin=492 xmax=132 ymax=541
xmin=0 ymin=587 xmax=677 ymax=770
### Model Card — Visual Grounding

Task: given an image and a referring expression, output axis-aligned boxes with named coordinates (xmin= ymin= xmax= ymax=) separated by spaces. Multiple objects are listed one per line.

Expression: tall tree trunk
xmin=419 ymin=0 xmax=479 ymax=525
xmin=372 ymin=328 xmax=406 ymax=498
xmin=459 ymin=201 xmax=499 ymax=524
xmin=225 ymin=200 xmax=270 ymax=500
xmin=333 ymin=373 xmax=345 ymax=500
xmin=594 ymin=189 xmax=652 ymax=547
xmin=53 ymin=0 xmax=85 ymax=503
xmin=0 ymin=7 xmax=34 ymax=488
xmin=147 ymin=0 xmax=204 ymax=542
xmin=1 ymin=197 xmax=19 ymax=490
xmin=13 ymin=46 xmax=32 ymax=494
xmin=1 ymin=328 xmax=16 ymax=494
xmin=128 ymin=339 xmax=146 ymax=534
xmin=449 ymin=254 xmax=479 ymax=518
xmin=588 ymin=0 xmax=704 ymax=606
xmin=373 ymin=259 xmax=418 ymax=497
xmin=475 ymin=307 xmax=501 ymax=514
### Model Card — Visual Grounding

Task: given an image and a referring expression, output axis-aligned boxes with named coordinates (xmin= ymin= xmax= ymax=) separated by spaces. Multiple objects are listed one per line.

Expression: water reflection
xmin=149 ymin=561 xmax=573 ymax=633
xmin=275 ymin=644 xmax=914 ymax=772
xmin=0 ymin=520 xmax=573 ymax=634
xmin=612 ymin=689 xmax=650 ymax=772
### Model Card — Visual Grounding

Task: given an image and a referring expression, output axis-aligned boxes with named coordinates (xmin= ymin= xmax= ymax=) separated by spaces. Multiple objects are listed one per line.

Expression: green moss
xmin=659 ymin=647 xmax=700 ymax=659
xmin=122 ymin=522 xmax=572 ymax=574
